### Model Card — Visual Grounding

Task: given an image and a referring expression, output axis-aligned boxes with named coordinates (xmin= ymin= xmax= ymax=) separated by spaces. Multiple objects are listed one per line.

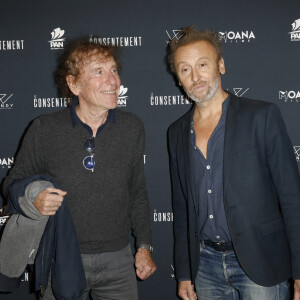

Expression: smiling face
xmin=67 ymin=53 xmax=121 ymax=112
xmin=174 ymin=40 xmax=225 ymax=104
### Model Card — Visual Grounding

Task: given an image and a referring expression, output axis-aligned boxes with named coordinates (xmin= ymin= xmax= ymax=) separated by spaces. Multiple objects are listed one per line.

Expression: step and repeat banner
xmin=1 ymin=0 xmax=300 ymax=299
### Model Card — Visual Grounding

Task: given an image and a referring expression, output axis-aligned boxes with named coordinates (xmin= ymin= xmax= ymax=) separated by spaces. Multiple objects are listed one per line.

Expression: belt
xmin=202 ymin=240 xmax=234 ymax=252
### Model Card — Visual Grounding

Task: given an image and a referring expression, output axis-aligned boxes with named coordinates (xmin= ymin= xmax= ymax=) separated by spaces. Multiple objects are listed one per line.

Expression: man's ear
xmin=219 ymin=58 xmax=225 ymax=75
xmin=66 ymin=75 xmax=80 ymax=96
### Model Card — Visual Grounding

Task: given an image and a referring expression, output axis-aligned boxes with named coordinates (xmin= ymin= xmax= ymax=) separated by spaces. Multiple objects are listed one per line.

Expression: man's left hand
xmin=294 ymin=279 xmax=300 ymax=300
xmin=135 ymin=248 xmax=157 ymax=280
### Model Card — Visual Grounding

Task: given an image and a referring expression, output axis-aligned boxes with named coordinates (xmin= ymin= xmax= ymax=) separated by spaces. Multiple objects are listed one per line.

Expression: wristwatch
xmin=138 ymin=244 xmax=154 ymax=253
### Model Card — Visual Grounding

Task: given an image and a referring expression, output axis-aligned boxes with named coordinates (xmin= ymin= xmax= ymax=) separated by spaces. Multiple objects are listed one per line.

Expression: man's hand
xmin=135 ymin=248 xmax=157 ymax=280
xmin=33 ymin=188 xmax=67 ymax=216
xmin=294 ymin=279 xmax=300 ymax=300
xmin=178 ymin=281 xmax=197 ymax=300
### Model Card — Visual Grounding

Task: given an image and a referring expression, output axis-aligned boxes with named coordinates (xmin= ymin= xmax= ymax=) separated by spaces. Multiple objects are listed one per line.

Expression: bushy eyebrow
xmin=90 ymin=63 xmax=118 ymax=72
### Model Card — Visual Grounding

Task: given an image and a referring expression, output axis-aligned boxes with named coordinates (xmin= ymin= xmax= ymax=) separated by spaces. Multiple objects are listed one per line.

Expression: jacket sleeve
xmin=129 ymin=122 xmax=152 ymax=247
xmin=265 ymin=104 xmax=300 ymax=279
xmin=168 ymin=125 xmax=191 ymax=281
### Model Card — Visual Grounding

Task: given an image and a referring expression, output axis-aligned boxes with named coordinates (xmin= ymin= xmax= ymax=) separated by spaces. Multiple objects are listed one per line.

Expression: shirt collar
xmin=190 ymin=93 xmax=230 ymax=126
xmin=219 ymin=94 xmax=230 ymax=123
xmin=70 ymin=97 xmax=116 ymax=129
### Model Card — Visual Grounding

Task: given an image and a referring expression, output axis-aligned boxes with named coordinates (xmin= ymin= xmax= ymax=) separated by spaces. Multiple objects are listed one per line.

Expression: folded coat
xmin=0 ymin=174 xmax=86 ymax=300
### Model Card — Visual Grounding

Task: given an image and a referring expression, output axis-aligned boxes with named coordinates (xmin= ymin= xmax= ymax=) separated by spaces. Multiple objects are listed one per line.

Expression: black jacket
xmin=168 ymin=94 xmax=300 ymax=286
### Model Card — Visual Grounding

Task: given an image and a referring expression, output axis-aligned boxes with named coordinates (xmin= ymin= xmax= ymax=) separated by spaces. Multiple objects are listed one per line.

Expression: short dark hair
xmin=167 ymin=26 xmax=222 ymax=74
xmin=55 ymin=36 xmax=121 ymax=98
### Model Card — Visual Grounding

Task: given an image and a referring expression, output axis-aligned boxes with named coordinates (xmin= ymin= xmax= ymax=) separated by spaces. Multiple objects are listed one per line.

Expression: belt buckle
xmin=214 ymin=241 xmax=226 ymax=252
xmin=220 ymin=242 xmax=226 ymax=252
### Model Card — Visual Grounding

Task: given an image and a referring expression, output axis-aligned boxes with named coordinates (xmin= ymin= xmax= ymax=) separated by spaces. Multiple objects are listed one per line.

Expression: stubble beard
xmin=185 ymin=74 xmax=221 ymax=104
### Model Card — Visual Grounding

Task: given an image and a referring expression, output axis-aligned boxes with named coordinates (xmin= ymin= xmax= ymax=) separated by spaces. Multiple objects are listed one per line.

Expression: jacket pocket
xmin=261 ymin=218 xmax=284 ymax=236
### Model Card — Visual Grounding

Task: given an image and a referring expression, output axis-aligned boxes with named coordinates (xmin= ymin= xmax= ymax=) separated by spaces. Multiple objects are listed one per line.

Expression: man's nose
xmin=106 ymin=71 xmax=119 ymax=85
xmin=191 ymin=69 xmax=201 ymax=83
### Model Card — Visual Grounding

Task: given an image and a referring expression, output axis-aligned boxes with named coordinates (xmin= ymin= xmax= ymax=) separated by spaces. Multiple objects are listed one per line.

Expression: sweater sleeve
xmin=2 ymin=118 xmax=45 ymax=199
xmin=129 ymin=122 xmax=152 ymax=248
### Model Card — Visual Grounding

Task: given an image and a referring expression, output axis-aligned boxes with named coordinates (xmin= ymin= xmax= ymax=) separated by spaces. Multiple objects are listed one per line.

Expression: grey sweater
xmin=3 ymin=108 xmax=152 ymax=254
xmin=0 ymin=181 xmax=52 ymax=277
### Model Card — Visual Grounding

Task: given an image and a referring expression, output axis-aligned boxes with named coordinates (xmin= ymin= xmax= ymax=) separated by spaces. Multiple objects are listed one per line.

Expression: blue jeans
xmin=195 ymin=242 xmax=289 ymax=300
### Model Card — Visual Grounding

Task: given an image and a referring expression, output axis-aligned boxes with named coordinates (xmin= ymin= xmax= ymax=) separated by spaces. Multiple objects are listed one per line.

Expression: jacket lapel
xmin=181 ymin=108 xmax=198 ymax=214
xmin=223 ymin=94 xmax=240 ymax=195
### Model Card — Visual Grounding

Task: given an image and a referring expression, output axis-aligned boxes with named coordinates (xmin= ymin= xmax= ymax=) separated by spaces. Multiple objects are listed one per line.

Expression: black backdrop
xmin=1 ymin=0 xmax=300 ymax=299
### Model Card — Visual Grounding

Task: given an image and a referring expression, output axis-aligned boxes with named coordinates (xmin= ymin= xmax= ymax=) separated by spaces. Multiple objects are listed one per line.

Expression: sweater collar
xmin=69 ymin=97 xmax=116 ymax=136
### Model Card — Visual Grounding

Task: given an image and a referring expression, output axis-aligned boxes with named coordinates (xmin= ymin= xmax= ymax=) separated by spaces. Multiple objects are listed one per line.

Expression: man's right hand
xmin=178 ymin=280 xmax=197 ymax=300
xmin=33 ymin=188 xmax=67 ymax=216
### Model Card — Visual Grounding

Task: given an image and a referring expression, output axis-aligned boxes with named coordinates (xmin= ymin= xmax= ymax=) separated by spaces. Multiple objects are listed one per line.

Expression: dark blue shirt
xmin=70 ymin=98 xmax=116 ymax=136
xmin=190 ymin=96 xmax=231 ymax=242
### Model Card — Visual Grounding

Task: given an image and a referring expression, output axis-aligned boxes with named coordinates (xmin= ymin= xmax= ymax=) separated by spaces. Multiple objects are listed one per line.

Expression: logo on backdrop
xmin=231 ymin=88 xmax=250 ymax=97
xmin=21 ymin=272 xmax=30 ymax=282
xmin=219 ymin=31 xmax=255 ymax=43
xmin=49 ymin=27 xmax=66 ymax=50
xmin=89 ymin=35 xmax=142 ymax=47
xmin=0 ymin=157 xmax=14 ymax=169
xmin=0 ymin=209 xmax=9 ymax=226
xmin=279 ymin=90 xmax=300 ymax=103
xmin=0 ymin=94 xmax=14 ymax=110
xmin=0 ymin=214 xmax=9 ymax=226
xmin=294 ymin=146 xmax=300 ymax=162
xmin=153 ymin=209 xmax=173 ymax=222
xmin=171 ymin=265 xmax=175 ymax=279
xmin=165 ymin=29 xmax=185 ymax=45
xmin=289 ymin=19 xmax=300 ymax=41
xmin=33 ymin=95 xmax=70 ymax=108
xmin=0 ymin=39 xmax=24 ymax=51
xmin=150 ymin=93 xmax=191 ymax=106
xmin=165 ymin=29 xmax=255 ymax=44
xmin=117 ymin=85 xmax=129 ymax=107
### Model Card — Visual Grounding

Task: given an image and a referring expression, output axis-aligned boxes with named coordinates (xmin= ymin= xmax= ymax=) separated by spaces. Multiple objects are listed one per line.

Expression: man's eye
xmin=182 ymin=68 xmax=189 ymax=73
xmin=92 ymin=70 xmax=103 ymax=77
xmin=112 ymin=69 xmax=118 ymax=73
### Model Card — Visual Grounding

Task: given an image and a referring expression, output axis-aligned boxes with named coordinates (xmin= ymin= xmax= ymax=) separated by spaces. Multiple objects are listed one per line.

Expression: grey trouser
xmin=41 ymin=244 xmax=138 ymax=300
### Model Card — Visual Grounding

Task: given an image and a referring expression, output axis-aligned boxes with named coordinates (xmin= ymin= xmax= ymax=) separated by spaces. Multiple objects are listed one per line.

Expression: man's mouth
xmin=101 ymin=90 xmax=118 ymax=94
xmin=192 ymin=82 xmax=207 ymax=92
xmin=192 ymin=83 xmax=206 ymax=93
